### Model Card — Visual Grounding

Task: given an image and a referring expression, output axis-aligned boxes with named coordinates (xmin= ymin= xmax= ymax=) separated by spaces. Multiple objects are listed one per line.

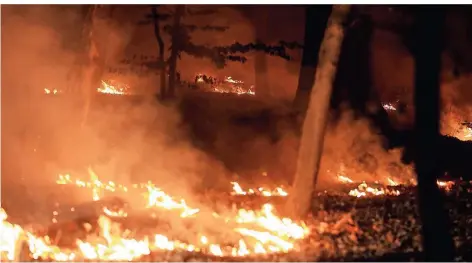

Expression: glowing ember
xmin=0 ymin=169 xmax=309 ymax=261
xmin=230 ymin=182 xmax=288 ymax=197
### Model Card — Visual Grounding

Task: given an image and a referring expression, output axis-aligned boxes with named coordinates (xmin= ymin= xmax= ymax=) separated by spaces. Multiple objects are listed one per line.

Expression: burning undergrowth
xmin=2 ymin=167 xmax=471 ymax=262
xmin=192 ymin=74 xmax=255 ymax=96
xmin=3 ymin=5 xmax=472 ymax=262
xmin=300 ymin=109 xmax=416 ymax=187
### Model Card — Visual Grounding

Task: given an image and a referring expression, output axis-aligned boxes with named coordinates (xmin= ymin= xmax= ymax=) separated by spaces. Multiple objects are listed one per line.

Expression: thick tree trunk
xmin=293 ymin=5 xmax=333 ymax=113
xmin=285 ymin=5 xmax=351 ymax=218
xmin=412 ymin=7 xmax=455 ymax=261
xmin=168 ymin=5 xmax=185 ymax=99
xmin=152 ymin=6 xmax=167 ymax=99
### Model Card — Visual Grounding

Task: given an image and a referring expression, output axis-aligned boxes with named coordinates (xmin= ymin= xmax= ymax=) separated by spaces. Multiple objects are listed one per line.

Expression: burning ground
xmin=3 ymin=5 xmax=472 ymax=262
xmin=2 ymin=165 xmax=472 ymax=261
xmin=3 ymin=81 xmax=472 ymax=261
xmin=4 ymin=72 xmax=472 ymax=261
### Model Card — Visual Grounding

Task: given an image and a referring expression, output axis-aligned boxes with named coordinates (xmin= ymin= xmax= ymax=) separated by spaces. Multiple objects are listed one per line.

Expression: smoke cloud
xmin=1 ymin=5 xmax=228 ymax=228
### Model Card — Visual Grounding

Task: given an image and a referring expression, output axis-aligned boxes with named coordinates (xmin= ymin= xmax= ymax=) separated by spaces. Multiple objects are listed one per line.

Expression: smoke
xmin=1 ymin=5 xmax=229 ymax=227
xmin=231 ymin=106 xmax=416 ymax=189
xmin=318 ymin=109 xmax=415 ymax=186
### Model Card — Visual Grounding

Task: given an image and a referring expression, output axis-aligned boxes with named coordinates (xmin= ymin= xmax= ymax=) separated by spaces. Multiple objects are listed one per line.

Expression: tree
xmin=167 ymin=5 xmax=185 ymax=98
xmin=292 ymin=5 xmax=333 ymax=113
xmin=285 ymin=5 xmax=351 ymax=218
xmin=151 ymin=5 xmax=167 ymax=99
xmin=80 ymin=5 xmax=102 ymax=128
xmin=138 ymin=5 xmax=303 ymax=99
xmin=412 ymin=7 xmax=455 ymax=261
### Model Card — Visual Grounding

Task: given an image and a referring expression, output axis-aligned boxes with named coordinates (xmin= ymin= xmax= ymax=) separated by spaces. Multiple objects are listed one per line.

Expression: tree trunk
xmin=293 ymin=5 xmax=333 ymax=113
xmin=168 ymin=5 xmax=185 ymax=99
xmin=285 ymin=5 xmax=351 ymax=218
xmin=253 ymin=8 xmax=270 ymax=97
xmin=152 ymin=5 xmax=167 ymax=99
xmin=412 ymin=7 xmax=455 ymax=261
xmin=80 ymin=5 xmax=105 ymax=128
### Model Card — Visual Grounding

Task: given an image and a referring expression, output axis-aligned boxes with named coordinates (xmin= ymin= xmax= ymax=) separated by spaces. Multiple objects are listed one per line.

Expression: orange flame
xmin=1 ymin=168 xmax=309 ymax=261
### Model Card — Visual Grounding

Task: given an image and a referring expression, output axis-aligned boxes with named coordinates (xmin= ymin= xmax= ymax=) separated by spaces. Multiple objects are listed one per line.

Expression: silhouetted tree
xmin=412 ymin=7 xmax=455 ymax=261
xmin=293 ymin=5 xmax=333 ymax=113
xmin=286 ymin=5 xmax=351 ymax=218
xmin=251 ymin=7 xmax=270 ymax=97
xmin=150 ymin=5 xmax=167 ymax=99
xmin=139 ymin=5 xmax=303 ymax=99
xmin=326 ymin=8 xmax=403 ymax=150
xmin=80 ymin=4 xmax=103 ymax=128
xmin=167 ymin=5 xmax=185 ymax=98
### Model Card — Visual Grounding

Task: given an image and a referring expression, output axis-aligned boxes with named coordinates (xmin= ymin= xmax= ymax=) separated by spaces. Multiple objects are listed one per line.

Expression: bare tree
xmin=151 ymin=5 xmax=167 ymax=99
xmin=252 ymin=7 xmax=270 ymax=98
xmin=80 ymin=5 xmax=98 ymax=128
xmin=286 ymin=5 xmax=351 ymax=218
xmin=167 ymin=5 xmax=185 ymax=99
xmin=80 ymin=5 xmax=108 ymax=128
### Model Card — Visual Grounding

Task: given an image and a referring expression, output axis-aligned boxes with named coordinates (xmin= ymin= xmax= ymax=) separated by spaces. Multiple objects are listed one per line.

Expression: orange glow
xmin=1 ymin=168 xmax=309 ymax=261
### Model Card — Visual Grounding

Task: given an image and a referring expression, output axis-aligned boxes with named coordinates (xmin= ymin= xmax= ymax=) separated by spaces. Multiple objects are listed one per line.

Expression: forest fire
xmin=0 ymin=169 xmax=309 ymax=261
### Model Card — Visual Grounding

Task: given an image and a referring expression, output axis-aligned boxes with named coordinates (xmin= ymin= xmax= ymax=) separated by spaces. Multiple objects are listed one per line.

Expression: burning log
xmin=45 ymin=197 xmax=129 ymax=247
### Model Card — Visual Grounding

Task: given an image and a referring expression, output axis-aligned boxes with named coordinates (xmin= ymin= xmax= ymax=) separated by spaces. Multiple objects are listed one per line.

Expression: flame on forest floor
xmin=230 ymin=182 xmax=288 ymax=197
xmin=195 ymin=75 xmax=255 ymax=96
xmin=336 ymin=174 xmax=456 ymax=198
xmin=43 ymin=80 xmax=130 ymax=96
xmin=97 ymin=80 xmax=130 ymax=95
xmin=1 ymin=169 xmax=309 ymax=261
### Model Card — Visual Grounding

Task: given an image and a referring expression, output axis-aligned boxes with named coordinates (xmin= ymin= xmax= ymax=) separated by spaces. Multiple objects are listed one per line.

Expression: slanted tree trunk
xmin=80 ymin=5 xmax=105 ymax=128
xmin=412 ymin=7 xmax=455 ymax=261
xmin=293 ymin=5 xmax=333 ymax=113
xmin=151 ymin=5 xmax=167 ymax=99
xmin=286 ymin=5 xmax=351 ymax=218
xmin=168 ymin=5 xmax=185 ymax=99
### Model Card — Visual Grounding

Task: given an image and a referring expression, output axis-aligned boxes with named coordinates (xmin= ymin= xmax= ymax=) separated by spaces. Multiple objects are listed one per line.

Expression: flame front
xmin=1 ymin=169 xmax=309 ymax=261
xmin=97 ymin=80 xmax=129 ymax=95
xmin=230 ymin=182 xmax=288 ymax=197
xmin=195 ymin=74 xmax=255 ymax=96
